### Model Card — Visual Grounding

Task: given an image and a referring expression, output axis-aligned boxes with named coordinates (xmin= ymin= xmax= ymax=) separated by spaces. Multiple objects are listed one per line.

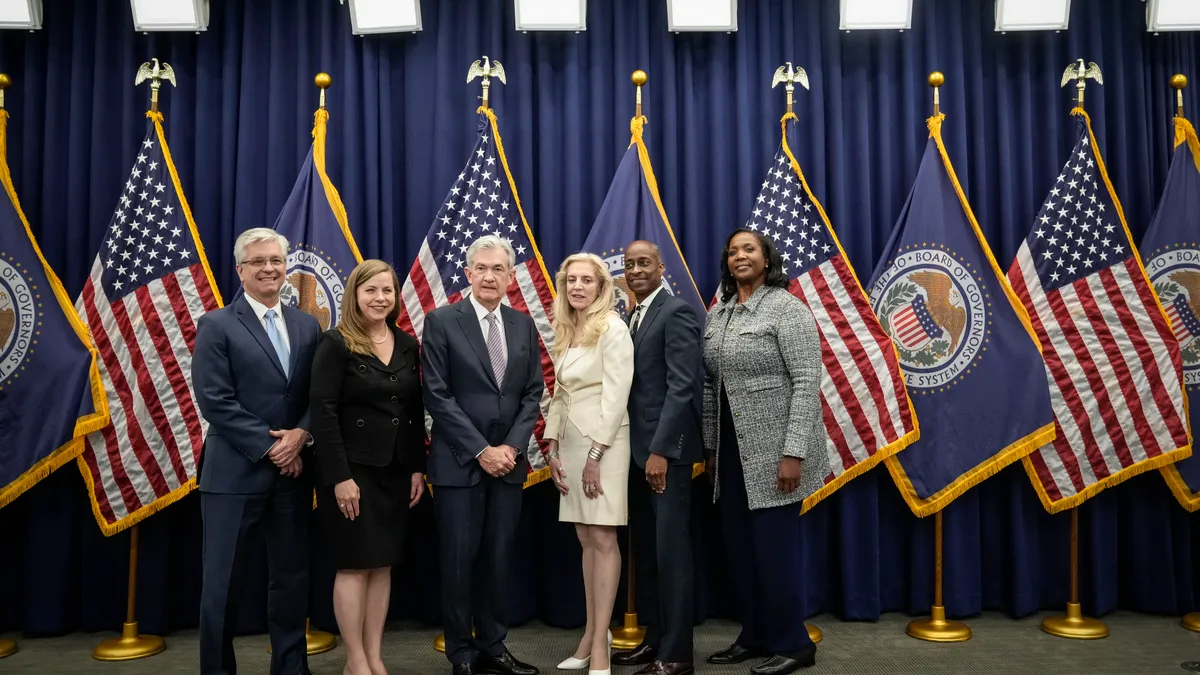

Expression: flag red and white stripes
xmin=396 ymin=110 xmax=556 ymax=486
xmin=1008 ymin=110 xmax=1190 ymax=513
xmin=74 ymin=115 xmax=221 ymax=534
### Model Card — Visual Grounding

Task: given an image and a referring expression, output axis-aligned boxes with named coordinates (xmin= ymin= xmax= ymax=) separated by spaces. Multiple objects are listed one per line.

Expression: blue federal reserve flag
xmin=1143 ymin=116 xmax=1200 ymax=511
xmin=0 ymin=109 xmax=108 ymax=507
xmin=272 ymin=107 xmax=363 ymax=330
xmin=581 ymin=116 xmax=704 ymax=318
xmin=866 ymin=114 xmax=1055 ymax=516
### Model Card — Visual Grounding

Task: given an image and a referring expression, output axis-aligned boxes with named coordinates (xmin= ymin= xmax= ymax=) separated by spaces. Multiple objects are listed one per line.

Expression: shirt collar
xmin=469 ymin=293 xmax=501 ymax=322
xmin=243 ymin=292 xmax=281 ymax=322
xmin=635 ymin=285 xmax=665 ymax=312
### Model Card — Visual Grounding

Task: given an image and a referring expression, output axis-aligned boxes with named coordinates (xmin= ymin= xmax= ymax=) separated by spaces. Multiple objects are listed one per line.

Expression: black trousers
xmin=717 ymin=436 xmax=815 ymax=656
xmin=434 ymin=476 xmax=523 ymax=665
xmin=628 ymin=462 xmax=694 ymax=662
xmin=199 ymin=487 xmax=310 ymax=675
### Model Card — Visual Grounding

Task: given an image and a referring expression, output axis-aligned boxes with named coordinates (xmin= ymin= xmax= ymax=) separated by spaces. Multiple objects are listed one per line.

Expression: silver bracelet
xmin=587 ymin=447 xmax=604 ymax=462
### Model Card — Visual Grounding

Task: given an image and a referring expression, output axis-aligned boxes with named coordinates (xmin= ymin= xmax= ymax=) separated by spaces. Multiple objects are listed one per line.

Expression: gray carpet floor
xmin=2 ymin=612 xmax=1199 ymax=674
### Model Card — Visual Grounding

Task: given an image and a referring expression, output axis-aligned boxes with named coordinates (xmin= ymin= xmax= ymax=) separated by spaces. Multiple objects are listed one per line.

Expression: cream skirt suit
xmin=545 ymin=312 xmax=635 ymax=526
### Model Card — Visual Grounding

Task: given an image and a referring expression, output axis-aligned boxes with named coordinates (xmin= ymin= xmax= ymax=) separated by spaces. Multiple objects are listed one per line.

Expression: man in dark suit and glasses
xmin=422 ymin=234 xmax=543 ymax=675
xmin=610 ymin=240 xmax=703 ymax=675
xmin=192 ymin=227 xmax=322 ymax=675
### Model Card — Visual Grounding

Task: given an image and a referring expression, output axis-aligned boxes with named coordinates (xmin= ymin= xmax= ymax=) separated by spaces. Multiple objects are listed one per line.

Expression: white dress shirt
xmin=469 ymin=293 xmax=507 ymax=357
xmin=469 ymin=293 xmax=507 ymax=458
xmin=630 ymin=284 xmax=664 ymax=333
xmin=243 ymin=293 xmax=291 ymax=351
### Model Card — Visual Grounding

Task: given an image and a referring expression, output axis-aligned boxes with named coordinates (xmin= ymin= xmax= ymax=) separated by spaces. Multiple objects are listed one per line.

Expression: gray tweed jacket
xmin=702 ymin=284 xmax=828 ymax=511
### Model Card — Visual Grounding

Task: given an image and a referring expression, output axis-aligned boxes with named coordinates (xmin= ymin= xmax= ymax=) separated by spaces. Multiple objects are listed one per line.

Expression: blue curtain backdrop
xmin=1 ymin=0 xmax=1199 ymax=638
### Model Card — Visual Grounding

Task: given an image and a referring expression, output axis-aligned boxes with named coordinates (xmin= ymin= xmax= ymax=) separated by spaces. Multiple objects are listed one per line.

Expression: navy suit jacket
xmin=421 ymin=299 xmax=544 ymax=487
xmin=193 ymin=295 xmax=321 ymax=494
xmin=628 ymin=291 xmax=705 ymax=469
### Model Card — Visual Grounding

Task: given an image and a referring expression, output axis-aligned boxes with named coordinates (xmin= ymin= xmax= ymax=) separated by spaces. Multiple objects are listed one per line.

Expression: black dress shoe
xmin=706 ymin=643 xmax=769 ymax=665
xmin=612 ymin=643 xmax=657 ymax=666
xmin=476 ymin=649 xmax=539 ymax=675
xmin=748 ymin=648 xmax=817 ymax=675
xmin=634 ymin=661 xmax=695 ymax=675
xmin=452 ymin=664 xmax=476 ymax=675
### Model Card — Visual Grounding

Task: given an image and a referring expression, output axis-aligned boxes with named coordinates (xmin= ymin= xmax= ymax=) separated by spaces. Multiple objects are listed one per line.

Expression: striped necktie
xmin=485 ymin=312 xmax=506 ymax=388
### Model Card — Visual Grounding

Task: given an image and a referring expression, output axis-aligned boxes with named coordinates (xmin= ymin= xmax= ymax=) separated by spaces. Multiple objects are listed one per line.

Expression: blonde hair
xmin=337 ymin=259 xmax=402 ymax=356
xmin=551 ymin=253 xmax=616 ymax=358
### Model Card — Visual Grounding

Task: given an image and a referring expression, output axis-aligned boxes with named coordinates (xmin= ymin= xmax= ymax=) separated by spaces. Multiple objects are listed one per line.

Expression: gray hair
xmin=234 ymin=227 xmax=289 ymax=265
xmin=466 ymin=234 xmax=516 ymax=269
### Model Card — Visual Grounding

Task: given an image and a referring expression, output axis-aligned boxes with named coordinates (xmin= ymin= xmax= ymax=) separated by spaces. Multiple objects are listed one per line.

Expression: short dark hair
xmin=718 ymin=228 xmax=789 ymax=303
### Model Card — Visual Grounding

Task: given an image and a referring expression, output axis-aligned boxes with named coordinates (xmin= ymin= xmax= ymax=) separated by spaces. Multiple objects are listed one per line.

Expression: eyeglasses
xmin=241 ymin=257 xmax=286 ymax=268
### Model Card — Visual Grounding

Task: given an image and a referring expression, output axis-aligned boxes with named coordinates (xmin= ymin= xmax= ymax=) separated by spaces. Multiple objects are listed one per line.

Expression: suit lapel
xmin=457 ymin=300 xmax=499 ymax=389
xmin=633 ymin=291 xmax=667 ymax=351
xmin=236 ymin=297 xmax=287 ymax=379
xmin=502 ymin=306 xmax=521 ymax=385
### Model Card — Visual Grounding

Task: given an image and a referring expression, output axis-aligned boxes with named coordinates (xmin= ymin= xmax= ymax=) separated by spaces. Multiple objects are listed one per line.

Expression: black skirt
xmin=316 ymin=459 xmax=412 ymax=570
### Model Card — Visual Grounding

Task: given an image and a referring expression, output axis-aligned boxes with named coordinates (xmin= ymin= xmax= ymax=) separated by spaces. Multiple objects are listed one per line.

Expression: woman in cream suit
xmin=544 ymin=252 xmax=634 ymax=675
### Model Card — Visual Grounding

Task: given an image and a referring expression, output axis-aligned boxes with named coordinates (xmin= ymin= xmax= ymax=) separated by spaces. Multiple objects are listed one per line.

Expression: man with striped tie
xmin=192 ymin=227 xmax=322 ymax=675
xmin=422 ymin=234 xmax=544 ymax=675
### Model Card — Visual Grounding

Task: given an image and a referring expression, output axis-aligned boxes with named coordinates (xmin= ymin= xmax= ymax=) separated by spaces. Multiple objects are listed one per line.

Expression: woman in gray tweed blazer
xmin=702 ymin=228 xmax=826 ymax=675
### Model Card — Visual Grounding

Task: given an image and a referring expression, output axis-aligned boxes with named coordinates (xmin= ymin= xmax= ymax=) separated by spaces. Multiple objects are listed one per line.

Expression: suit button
xmin=356 ymin=419 xmax=365 ymax=427
xmin=391 ymin=396 xmax=398 ymax=403
xmin=734 ymin=412 xmax=741 ymax=418
xmin=358 ymin=364 xmax=367 ymax=373
xmin=390 ymin=375 xmax=398 ymax=382
xmin=391 ymin=418 xmax=400 ymax=426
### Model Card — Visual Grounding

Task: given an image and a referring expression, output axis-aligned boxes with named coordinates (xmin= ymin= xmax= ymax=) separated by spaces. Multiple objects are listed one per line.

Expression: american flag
xmin=74 ymin=114 xmax=222 ymax=535
xmin=1008 ymin=110 xmax=1190 ymax=513
xmin=748 ymin=119 xmax=917 ymax=512
xmin=397 ymin=110 xmax=555 ymax=485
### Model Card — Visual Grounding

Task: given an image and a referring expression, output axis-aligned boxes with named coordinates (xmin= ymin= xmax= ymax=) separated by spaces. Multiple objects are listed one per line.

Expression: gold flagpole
xmin=1172 ymin=71 xmax=1199 ymax=637
xmin=905 ymin=75 xmax=971 ymax=648
xmin=1040 ymin=508 xmax=1107 ymax=638
xmin=0 ymin=73 xmax=13 ymax=662
xmin=1041 ymin=60 xmax=1108 ymax=641
xmin=93 ymin=525 xmax=167 ymax=660
xmin=612 ymin=69 xmax=650 ymax=651
xmin=770 ymin=60 xmax=821 ymax=645
xmin=301 ymin=72 xmax=340 ymax=657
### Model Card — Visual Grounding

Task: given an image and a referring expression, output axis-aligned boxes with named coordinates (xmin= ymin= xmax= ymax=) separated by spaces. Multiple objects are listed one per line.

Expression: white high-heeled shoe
xmin=557 ymin=630 xmax=611 ymax=671
xmin=588 ymin=631 xmax=613 ymax=675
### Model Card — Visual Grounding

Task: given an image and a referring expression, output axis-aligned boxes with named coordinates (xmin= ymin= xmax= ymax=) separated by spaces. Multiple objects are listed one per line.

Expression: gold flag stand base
xmin=907 ymin=510 xmax=969 ymax=643
xmin=1182 ymin=612 xmax=1200 ymax=633
xmin=305 ymin=621 xmax=338 ymax=655
xmin=92 ymin=622 xmax=166 ymax=661
xmin=1041 ymin=602 xmax=1108 ymax=639
xmin=269 ymin=621 xmax=337 ymax=655
xmin=611 ymin=612 xmax=646 ymax=650
xmin=906 ymin=605 xmax=971 ymax=642
xmin=1042 ymin=510 xmax=1107 ymax=640
xmin=0 ymin=638 xmax=17 ymax=658
xmin=806 ymin=624 xmax=823 ymax=644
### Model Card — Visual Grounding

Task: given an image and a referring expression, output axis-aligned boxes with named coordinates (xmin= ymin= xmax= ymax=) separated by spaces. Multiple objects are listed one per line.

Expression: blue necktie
xmin=264 ymin=309 xmax=290 ymax=377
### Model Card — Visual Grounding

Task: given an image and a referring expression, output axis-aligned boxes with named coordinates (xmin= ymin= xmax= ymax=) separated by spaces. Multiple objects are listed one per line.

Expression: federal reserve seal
xmin=869 ymin=247 xmax=988 ymax=391
xmin=597 ymin=249 xmax=675 ymax=319
xmin=284 ymin=248 xmax=346 ymax=331
xmin=0 ymin=255 xmax=37 ymax=386
xmin=1146 ymin=247 xmax=1200 ymax=387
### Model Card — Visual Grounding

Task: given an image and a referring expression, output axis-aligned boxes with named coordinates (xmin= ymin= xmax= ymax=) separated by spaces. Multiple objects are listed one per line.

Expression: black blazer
xmin=309 ymin=326 xmax=426 ymax=487
xmin=420 ymin=299 xmax=544 ymax=487
xmin=627 ymin=291 xmax=705 ymax=469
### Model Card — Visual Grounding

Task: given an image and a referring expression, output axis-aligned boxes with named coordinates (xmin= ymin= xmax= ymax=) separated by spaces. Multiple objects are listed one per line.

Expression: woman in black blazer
xmin=310 ymin=259 xmax=426 ymax=675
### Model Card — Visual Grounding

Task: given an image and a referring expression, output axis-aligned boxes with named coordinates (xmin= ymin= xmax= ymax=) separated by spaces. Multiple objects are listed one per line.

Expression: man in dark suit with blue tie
xmin=422 ymin=234 xmax=543 ymax=675
xmin=610 ymin=240 xmax=703 ymax=675
xmin=192 ymin=227 xmax=322 ymax=675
